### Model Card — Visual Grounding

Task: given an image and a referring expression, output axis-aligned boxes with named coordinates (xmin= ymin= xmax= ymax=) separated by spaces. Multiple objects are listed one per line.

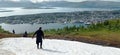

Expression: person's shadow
xmin=42 ymin=48 xmax=66 ymax=53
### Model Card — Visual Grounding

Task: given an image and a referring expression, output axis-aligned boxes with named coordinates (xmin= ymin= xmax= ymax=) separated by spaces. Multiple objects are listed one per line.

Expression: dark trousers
xmin=36 ymin=40 xmax=42 ymax=49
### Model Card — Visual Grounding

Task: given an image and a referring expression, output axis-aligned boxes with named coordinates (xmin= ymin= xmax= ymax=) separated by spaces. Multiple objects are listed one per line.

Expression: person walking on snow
xmin=12 ymin=29 xmax=15 ymax=34
xmin=32 ymin=27 xmax=44 ymax=49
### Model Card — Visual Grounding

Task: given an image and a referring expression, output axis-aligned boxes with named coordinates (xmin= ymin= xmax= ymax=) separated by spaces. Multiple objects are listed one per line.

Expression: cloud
xmin=0 ymin=0 xmax=120 ymax=2
xmin=3 ymin=0 xmax=20 ymax=2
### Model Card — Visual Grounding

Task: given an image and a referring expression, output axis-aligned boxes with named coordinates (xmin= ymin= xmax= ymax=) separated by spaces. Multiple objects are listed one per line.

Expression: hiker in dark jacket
xmin=12 ymin=30 xmax=15 ymax=34
xmin=32 ymin=27 xmax=44 ymax=49
xmin=23 ymin=31 xmax=28 ymax=37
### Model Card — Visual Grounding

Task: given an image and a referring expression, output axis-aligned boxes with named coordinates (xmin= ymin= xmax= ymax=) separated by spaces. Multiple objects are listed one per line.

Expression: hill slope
xmin=0 ymin=38 xmax=120 ymax=55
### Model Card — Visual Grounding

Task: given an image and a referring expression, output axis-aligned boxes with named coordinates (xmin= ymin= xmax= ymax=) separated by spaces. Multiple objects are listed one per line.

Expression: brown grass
xmin=0 ymin=33 xmax=22 ymax=39
xmin=44 ymin=34 xmax=120 ymax=48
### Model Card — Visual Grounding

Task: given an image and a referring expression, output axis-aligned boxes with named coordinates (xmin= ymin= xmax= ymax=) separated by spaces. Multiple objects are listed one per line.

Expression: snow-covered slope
xmin=0 ymin=38 xmax=120 ymax=55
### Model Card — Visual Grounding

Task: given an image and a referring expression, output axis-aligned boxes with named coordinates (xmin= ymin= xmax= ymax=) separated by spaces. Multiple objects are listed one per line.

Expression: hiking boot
xmin=40 ymin=46 xmax=43 ymax=49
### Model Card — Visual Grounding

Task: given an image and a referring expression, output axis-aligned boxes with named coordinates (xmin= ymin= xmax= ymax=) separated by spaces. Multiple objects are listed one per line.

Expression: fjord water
xmin=0 ymin=7 xmax=119 ymax=17
xmin=0 ymin=7 xmax=120 ymax=34
xmin=0 ymin=23 xmax=84 ymax=34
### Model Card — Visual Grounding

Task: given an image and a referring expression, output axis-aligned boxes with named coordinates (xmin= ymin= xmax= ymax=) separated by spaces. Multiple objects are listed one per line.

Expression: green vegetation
xmin=0 ymin=26 xmax=20 ymax=38
xmin=0 ymin=26 xmax=10 ymax=33
xmin=44 ymin=19 xmax=120 ymax=47
xmin=45 ymin=19 xmax=120 ymax=35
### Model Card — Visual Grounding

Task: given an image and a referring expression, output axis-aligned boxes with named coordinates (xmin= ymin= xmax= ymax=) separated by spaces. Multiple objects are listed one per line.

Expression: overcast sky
xmin=67 ymin=0 xmax=120 ymax=2
xmin=1 ymin=0 xmax=120 ymax=3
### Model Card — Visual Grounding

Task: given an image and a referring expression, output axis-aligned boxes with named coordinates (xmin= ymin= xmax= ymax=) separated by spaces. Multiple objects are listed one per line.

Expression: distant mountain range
xmin=0 ymin=1 xmax=120 ymax=8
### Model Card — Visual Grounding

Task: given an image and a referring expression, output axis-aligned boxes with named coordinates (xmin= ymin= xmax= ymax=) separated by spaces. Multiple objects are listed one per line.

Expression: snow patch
xmin=0 ymin=49 xmax=15 ymax=55
xmin=0 ymin=38 xmax=120 ymax=55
